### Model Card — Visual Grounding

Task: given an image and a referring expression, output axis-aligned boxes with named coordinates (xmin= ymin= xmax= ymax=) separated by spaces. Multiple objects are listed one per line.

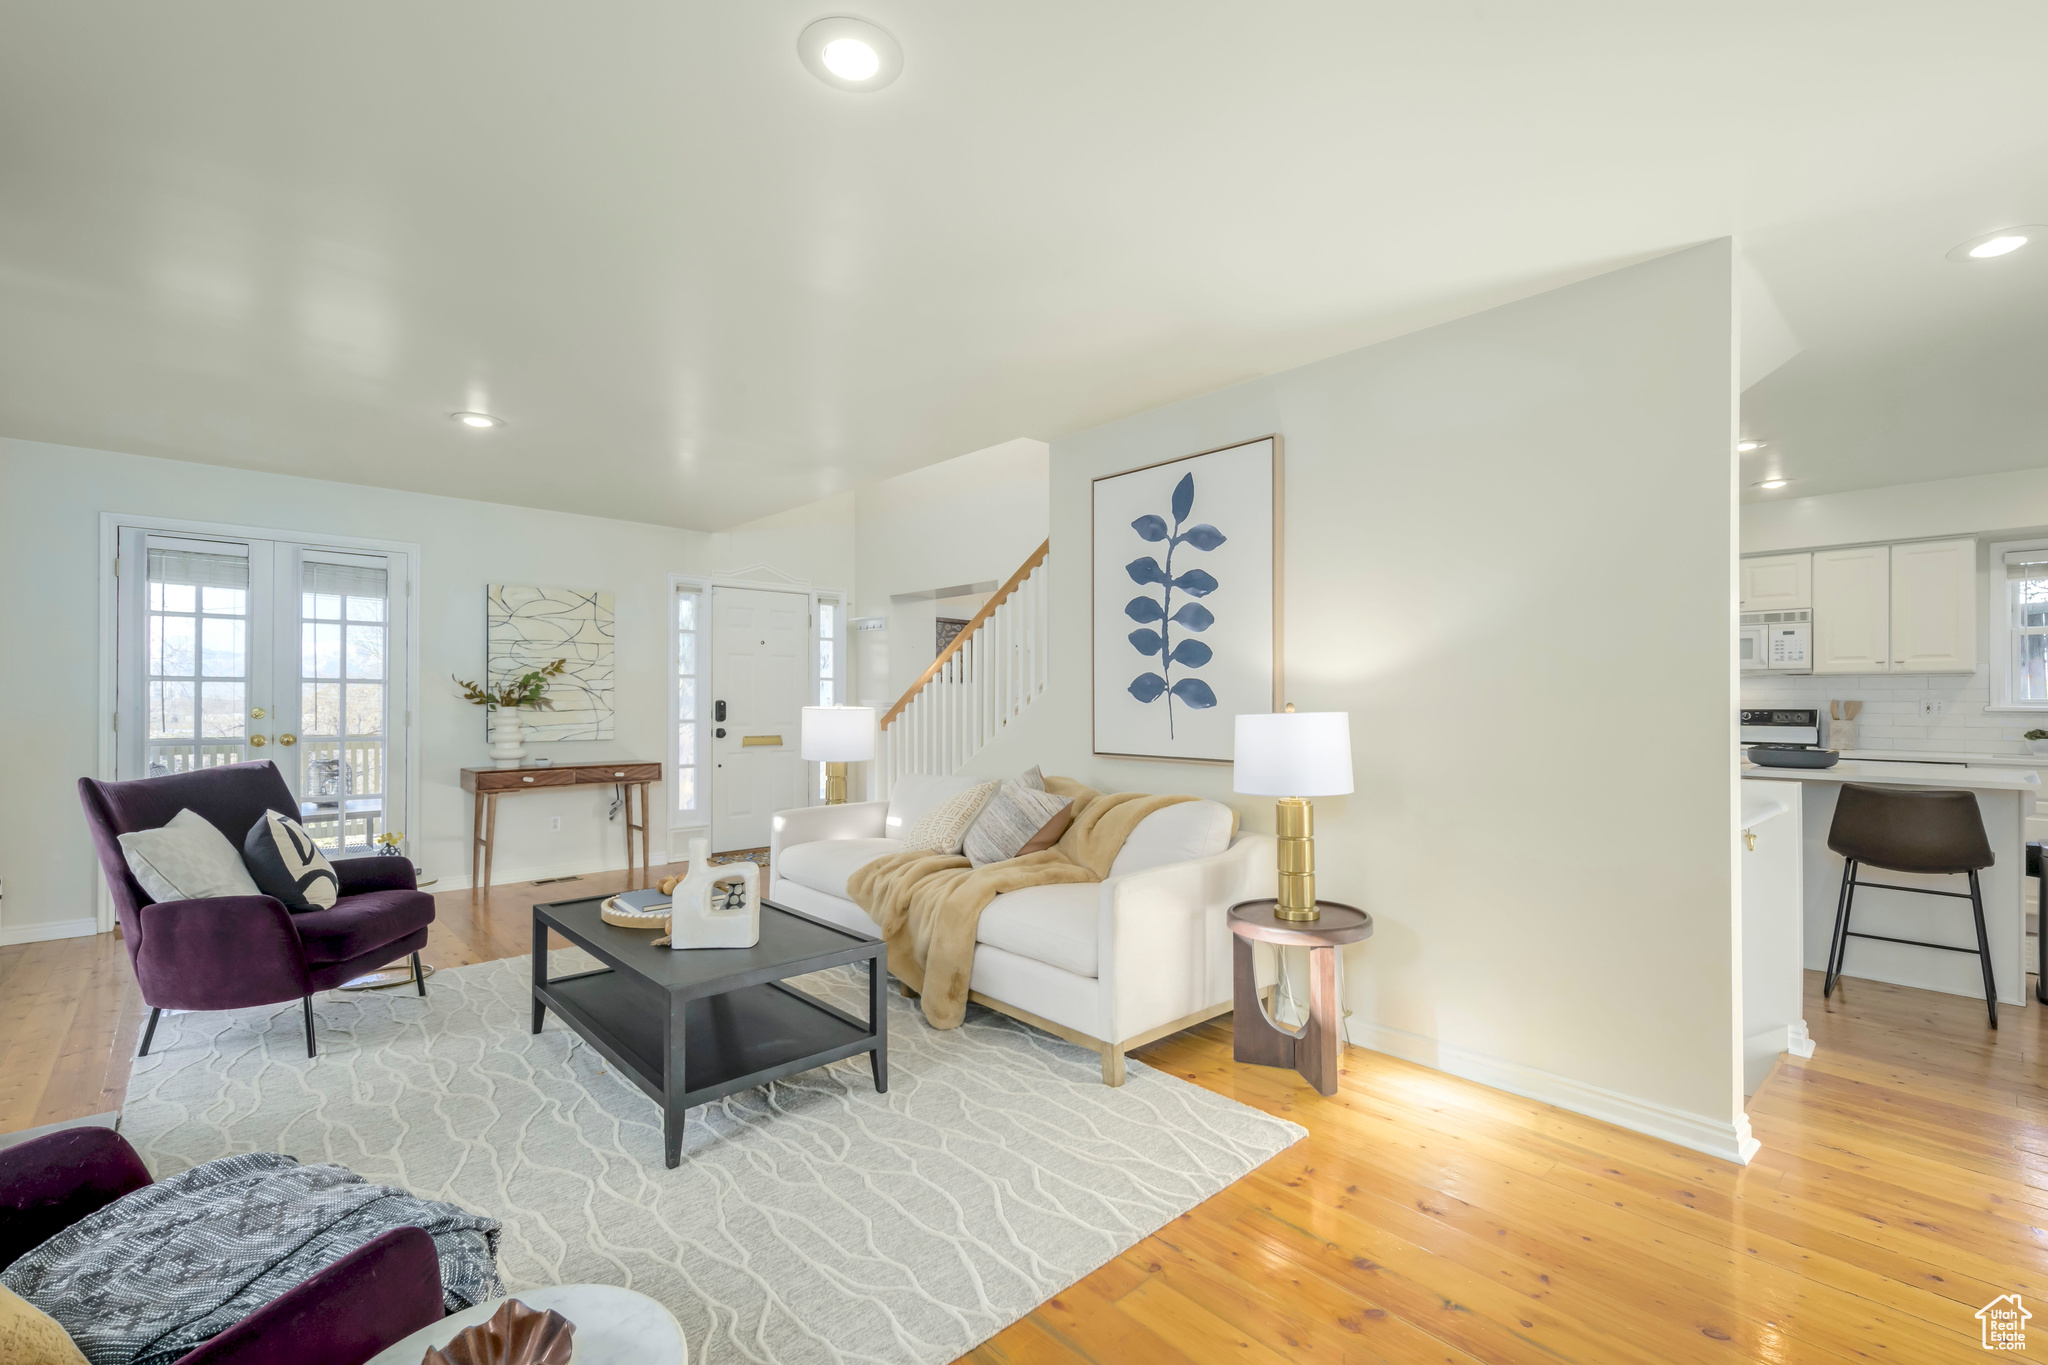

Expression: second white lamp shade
xmin=1233 ymin=711 xmax=1354 ymax=796
xmin=801 ymin=706 xmax=876 ymax=761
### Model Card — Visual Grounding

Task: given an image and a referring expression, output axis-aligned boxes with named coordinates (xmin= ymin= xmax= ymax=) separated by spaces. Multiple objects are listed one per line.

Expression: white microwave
xmin=1740 ymin=610 xmax=1811 ymax=673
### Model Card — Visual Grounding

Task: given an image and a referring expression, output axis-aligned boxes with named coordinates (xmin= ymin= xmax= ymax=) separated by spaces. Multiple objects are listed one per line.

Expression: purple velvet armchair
xmin=78 ymin=760 xmax=435 ymax=1058
xmin=0 ymin=1127 xmax=445 ymax=1365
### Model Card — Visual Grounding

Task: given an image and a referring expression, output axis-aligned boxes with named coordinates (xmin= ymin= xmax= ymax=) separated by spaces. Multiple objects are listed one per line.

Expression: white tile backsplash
xmin=1742 ymin=668 xmax=2042 ymax=756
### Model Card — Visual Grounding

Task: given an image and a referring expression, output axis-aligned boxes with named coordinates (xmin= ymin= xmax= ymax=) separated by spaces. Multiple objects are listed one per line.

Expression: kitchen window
xmin=1991 ymin=540 xmax=2048 ymax=709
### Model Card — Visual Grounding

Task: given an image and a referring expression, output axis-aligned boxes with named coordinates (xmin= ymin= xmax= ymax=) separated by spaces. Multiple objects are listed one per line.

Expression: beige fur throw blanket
xmin=846 ymin=778 xmax=1195 ymax=1029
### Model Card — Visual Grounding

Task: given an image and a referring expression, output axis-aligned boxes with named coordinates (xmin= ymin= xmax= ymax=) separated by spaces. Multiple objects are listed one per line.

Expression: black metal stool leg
xmin=138 ymin=1007 xmax=161 ymax=1057
xmin=1824 ymin=858 xmax=1857 ymax=998
xmin=1969 ymin=871 xmax=1999 ymax=1029
xmin=2037 ymin=862 xmax=2047 ymax=1007
xmin=412 ymin=951 xmax=426 ymax=997
xmin=303 ymin=995 xmax=318 ymax=1057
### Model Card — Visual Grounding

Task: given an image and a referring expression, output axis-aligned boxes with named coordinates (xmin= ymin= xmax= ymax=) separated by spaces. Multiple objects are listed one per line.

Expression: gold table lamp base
xmin=1274 ymin=796 xmax=1320 ymax=921
xmin=824 ymin=761 xmax=848 ymax=805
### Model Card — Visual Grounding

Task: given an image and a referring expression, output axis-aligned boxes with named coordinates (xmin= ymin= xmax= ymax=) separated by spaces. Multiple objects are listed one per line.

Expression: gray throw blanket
xmin=0 ymin=1152 xmax=502 ymax=1365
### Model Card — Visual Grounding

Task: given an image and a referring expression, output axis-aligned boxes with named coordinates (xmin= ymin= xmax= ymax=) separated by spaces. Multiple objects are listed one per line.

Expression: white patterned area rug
xmin=121 ymin=955 xmax=1303 ymax=1365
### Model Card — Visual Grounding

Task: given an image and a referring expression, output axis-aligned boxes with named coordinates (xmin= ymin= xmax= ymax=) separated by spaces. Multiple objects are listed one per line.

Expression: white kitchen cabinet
xmin=1812 ymin=545 xmax=1891 ymax=674
xmin=1889 ymin=537 xmax=1976 ymax=673
xmin=1740 ymin=553 xmax=1812 ymax=611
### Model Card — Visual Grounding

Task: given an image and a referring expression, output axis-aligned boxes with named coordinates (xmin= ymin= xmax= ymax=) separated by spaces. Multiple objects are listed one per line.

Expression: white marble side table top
xmin=363 ymin=1284 xmax=686 ymax=1365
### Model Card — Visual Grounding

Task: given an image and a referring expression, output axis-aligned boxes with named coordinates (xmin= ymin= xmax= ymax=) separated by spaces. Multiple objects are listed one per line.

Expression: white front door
xmin=115 ymin=526 xmax=410 ymax=856
xmin=710 ymin=586 xmax=808 ymax=851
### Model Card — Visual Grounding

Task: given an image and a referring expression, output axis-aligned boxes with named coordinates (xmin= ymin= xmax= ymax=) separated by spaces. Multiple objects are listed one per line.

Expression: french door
xmin=113 ymin=526 xmax=411 ymax=857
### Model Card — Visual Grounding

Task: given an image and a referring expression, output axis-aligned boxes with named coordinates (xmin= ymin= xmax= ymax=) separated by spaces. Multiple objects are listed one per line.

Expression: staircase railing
xmin=875 ymin=540 xmax=1050 ymax=796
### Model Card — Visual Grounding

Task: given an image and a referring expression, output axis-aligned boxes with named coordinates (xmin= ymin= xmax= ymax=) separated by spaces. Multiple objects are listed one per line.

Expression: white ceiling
xmin=3 ymin=2 xmax=2046 ymax=528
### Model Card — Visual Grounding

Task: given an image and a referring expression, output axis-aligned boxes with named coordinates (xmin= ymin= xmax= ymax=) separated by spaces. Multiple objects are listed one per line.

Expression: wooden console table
xmin=461 ymin=762 xmax=661 ymax=891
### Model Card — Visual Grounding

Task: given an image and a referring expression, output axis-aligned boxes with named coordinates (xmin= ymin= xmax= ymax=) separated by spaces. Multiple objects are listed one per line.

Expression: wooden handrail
xmin=879 ymin=539 xmax=1049 ymax=730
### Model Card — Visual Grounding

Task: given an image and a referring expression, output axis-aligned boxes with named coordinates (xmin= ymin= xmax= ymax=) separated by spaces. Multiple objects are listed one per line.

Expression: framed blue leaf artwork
xmin=1092 ymin=435 xmax=1281 ymax=761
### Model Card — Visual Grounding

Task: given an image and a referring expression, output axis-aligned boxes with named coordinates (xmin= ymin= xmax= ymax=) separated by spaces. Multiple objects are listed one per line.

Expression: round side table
xmin=364 ymin=1285 xmax=686 ymax=1365
xmin=1228 ymin=899 xmax=1372 ymax=1096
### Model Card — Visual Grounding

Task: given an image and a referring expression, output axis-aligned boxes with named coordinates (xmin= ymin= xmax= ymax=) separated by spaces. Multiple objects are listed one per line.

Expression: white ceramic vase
xmin=487 ymin=708 xmax=527 ymax=768
xmin=2029 ymin=738 xmax=2048 ymax=757
xmin=666 ymin=837 xmax=760 ymax=949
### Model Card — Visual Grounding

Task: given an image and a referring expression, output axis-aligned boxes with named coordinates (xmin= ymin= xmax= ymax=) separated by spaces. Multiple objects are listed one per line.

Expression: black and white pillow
xmin=243 ymin=811 xmax=340 ymax=910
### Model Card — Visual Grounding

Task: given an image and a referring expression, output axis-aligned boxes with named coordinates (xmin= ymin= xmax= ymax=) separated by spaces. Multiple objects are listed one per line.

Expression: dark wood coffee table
xmin=531 ymin=895 xmax=888 ymax=1167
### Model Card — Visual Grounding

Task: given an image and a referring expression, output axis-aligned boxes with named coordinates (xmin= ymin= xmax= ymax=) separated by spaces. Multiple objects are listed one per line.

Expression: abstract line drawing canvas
xmin=487 ymin=585 xmax=615 ymax=741
xmin=1092 ymin=436 xmax=1280 ymax=762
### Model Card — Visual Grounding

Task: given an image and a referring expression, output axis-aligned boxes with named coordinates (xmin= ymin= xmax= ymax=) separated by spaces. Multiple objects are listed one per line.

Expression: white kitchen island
xmin=1742 ymin=761 xmax=2038 ymax=1009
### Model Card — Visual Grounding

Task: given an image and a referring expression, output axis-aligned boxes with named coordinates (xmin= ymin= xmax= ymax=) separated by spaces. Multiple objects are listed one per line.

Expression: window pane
xmin=200 ymin=618 xmax=245 ymax=677
xmin=346 ymin=595 xmax=385 ymax=622
xmin=2021 ymin=633 xmax=2048 ymax=702
xmin=149 ymin=681 xmax=194 ymax=737
xmin=346 ymin=624 xmax=385 ymax=679
xmin=154 ymin=615 xmax=195 ymax=676
xmin=305 ymin=592 xmax=342 ymax=620
xmin=675 ymin=767 xmax=695 ymax=812
xmin=303 ymin=682 xmax=340 ymax=734
xmin=678 ymin=677 xmax=695 ymax=720
xmin=678 ymin=634 xmax=695 ymax=675
xmin=161 ymin=583 xmax=195 ymax=613
xmin=677 ymin=722 xmax=694 ymax=758
xmin=677 ymin=594 xmax=695 ymax=631
xmin=345 ymin=683 xmax=384 ymax=736
xmin=304 ymin=622 xmax=341 ymax=678
xmin=820 ymin=639 xmax=834 ymax=680
xmin=149 ymin=582 xmax=164 ymax=611
xmin=819 ymin=680 xmax=833 ymax=707
xmin=200 ymin=683 xmax=246 ymax=737
xmin=821 ymin=603 xmax=836 ymax=636
xmin=202 ymin=585 xmax=246 ymax=615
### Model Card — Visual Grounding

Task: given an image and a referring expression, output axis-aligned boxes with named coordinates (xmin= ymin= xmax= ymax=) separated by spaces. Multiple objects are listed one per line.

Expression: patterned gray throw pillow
xmin=242 ymin=811 xmax=341 ymax=910
xmin=963 ymin=776 xmax=1074 ymax=867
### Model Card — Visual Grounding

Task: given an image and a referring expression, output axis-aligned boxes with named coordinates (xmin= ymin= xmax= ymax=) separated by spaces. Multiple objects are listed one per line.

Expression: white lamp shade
xmin=1232 ymin=711 xmax=1353 ymax=796
xmin=801 ymin=706 xmax=876 ymax=761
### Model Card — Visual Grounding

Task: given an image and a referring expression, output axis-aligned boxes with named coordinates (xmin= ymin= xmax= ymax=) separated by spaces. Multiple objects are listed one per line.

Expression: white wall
xmin=968 ymin=244 xmax=1748 ymax=1158
xmin=854 ymin=439 xmax=1048 ymax=705
xmin=0 ymin=436 xmax=854 ymax=941
xmin=1741 ymin=468 xmax=2048 ymax=757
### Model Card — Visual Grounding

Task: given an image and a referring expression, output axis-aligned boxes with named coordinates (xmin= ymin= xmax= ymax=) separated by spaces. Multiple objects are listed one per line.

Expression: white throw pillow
xmin=117 ymin=808 xmax=263 ymax=903
xmin=1107 ymin=800 xmax=1237 ymax=878
xmin=899 ymin=781 xmax=998 ymax=856
xmin=885 ymin=774 xmax=1002 ymax=838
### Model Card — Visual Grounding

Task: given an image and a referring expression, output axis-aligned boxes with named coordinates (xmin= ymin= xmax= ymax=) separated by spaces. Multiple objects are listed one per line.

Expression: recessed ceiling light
xmin=1947 ymin=227 xmax=2047 ymax=262
xmin=1737 ymin=440 xmax=1764 ymax=452
xmin=1754 ymin=478 xmax=1789 ymax=490
xmin=452 ymin=411 xmax=503 ymax=429
xmin=798 ymin=17 xmax=901 ymax=91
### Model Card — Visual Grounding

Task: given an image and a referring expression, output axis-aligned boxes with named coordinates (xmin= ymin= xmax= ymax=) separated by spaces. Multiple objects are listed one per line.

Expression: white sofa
xmin=769 ymin=774 xmax=1276 ymax=1084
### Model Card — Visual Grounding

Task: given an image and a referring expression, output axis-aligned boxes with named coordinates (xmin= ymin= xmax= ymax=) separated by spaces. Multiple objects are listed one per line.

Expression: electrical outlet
xmin=548 ymin=816 xmax=562 ymax=832
xmin=1920 ymin=699 xmax=1950 ymax=719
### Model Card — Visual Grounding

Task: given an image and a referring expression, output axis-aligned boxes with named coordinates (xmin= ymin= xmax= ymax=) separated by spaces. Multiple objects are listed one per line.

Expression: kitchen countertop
xmin=1741 ymin=759 xmax=2040 ymax=791
xmin=1833 ymin=748 xmax=2046 ymax=769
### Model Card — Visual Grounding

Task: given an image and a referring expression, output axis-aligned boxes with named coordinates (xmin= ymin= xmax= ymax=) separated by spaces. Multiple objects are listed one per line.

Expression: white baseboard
xmin=1786 ymin=1018 xmax=1816 ymax=1058
xmin=1345 ymin=1016 xmax=1759 ymax=1165
xmin=0 ymin=916 xmax=100 ymax=946
xmin=432 ymin=849 xmax=679 ymax=894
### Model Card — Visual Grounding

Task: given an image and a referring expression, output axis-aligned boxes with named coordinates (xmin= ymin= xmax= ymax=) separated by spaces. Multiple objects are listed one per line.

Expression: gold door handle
xmin=1744 ymin=829 xmax=1756 ymax=851
xmin=250 ymin=735 xmax=268 ymax=747
xmin=279 ymin=734 xmax=297 ymax=746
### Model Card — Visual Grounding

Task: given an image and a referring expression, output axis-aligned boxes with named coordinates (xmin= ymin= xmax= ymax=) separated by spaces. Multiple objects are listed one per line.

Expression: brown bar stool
xmin=1824 ymin=783 xmax=1998 ymax=1027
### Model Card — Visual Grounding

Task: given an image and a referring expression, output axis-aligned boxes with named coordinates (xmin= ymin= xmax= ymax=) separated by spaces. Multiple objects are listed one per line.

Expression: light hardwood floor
xmin=3 ymin=864 xmax=2042 ymax=1362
